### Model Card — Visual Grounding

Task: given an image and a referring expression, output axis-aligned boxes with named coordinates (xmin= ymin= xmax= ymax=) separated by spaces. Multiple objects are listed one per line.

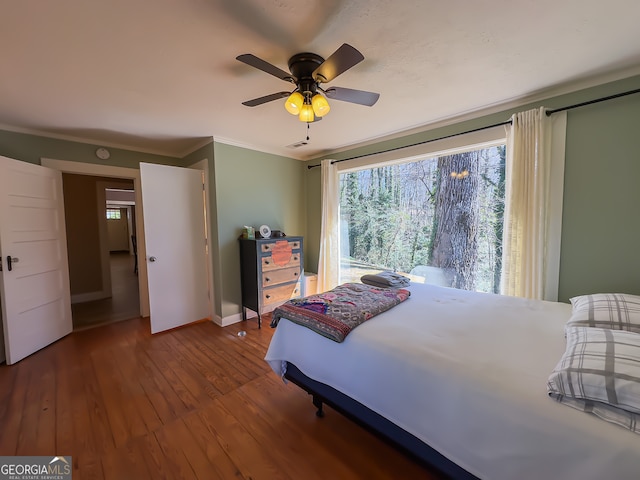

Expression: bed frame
xmin=285 ymin=362 xmax=478 ymax=480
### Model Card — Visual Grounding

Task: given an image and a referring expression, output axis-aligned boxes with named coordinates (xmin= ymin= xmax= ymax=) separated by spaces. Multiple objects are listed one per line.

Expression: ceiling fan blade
xmin=324 ymin=86 xmax=380 ymax=106
xmin=242 ymin=91 xmax=290 ymax=107
xmin=236 ymin=54 xmax=294 ymax=82
xmin=313 ymin=44 xmax=365 ymax=83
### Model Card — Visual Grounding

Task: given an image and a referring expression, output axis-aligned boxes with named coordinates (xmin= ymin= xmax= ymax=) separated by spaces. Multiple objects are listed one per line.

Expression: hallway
xmin=72 ymin=252 xmax=140 ymax=330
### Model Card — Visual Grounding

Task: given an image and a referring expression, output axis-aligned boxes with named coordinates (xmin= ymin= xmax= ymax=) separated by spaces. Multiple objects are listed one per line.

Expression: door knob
xmin=6 ymin=256 xmax=19 ymax=272
xmin=149 ymin=256 xmax=157 ymax=262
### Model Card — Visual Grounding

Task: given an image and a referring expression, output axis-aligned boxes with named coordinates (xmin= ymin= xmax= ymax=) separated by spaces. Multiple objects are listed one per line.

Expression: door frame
xmin=188 ymin=158 xmax=215 ymax=319
xmin=42 ymin=158 xmax=150 ymax=317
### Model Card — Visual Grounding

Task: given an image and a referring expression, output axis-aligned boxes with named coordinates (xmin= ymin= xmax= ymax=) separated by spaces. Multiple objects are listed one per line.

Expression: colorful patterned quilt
xmin=270 ymin=282 xmax=411 ymax=342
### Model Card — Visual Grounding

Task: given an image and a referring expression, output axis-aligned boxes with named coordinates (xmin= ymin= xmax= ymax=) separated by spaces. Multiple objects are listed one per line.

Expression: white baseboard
xmin=216 ymin=304 xmax=281 ymax=327
xmin=71 ymin=290 xmax=110 ymax=304
xmin=215 ymin=312 xmax=243 ymax=327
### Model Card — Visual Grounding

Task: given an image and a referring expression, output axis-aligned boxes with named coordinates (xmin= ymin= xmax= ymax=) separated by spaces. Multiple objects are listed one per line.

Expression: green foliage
xmin=339 ymin=145 xmax=505 ymax=293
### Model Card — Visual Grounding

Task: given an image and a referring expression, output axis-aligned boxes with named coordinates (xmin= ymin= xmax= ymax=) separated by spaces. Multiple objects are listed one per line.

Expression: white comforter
xmin=265 ymin=283 xmax=640 ymax=480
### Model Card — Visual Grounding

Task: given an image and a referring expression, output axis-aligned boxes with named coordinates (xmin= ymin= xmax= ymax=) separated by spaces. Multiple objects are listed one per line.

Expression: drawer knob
xmin=266 ymin=294 xmax=271 ymax=299
xmin=265 ymin=260 xmax=270 ymax=265
xmin=294 ymin=272 xmax=298 ymax=276
xmin=265 ymin=277 xmax=270 ymax=282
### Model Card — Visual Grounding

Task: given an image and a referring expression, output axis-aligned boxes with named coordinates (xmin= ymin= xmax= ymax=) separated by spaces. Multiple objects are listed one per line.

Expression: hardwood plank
xmin=153 ymin=424 xmax=200 ymax=479
xmin=55 ymin=348 xmax=77 ymax=455
xmin=73 ymin=452 xmax=104 ymax=480
xmin=193 ymin=399 xmax=288 ymax=480
xmin=218 ymin=384 xmax=355 ymax=480
xmin=91 ymin=348 xmax=146 ymax=447
xmin=178 ymin=325 xmax=256 ymax=385
xmin=160 ymin=416 xmax=240 ymax=480
xmin=169 ymin=327 xmax=243 ymax=395
xmin=247 ymin=374 xmax=437 ymax=479
xmin=15 ymin=352 xmax=57 ymax=455
xmin=110 ymin=345 xmax=163 ymax=433
xmin=81 ymin=352 xmax=116 ymax=453
xmin=0 ymin=317 xmax=441 ymax=480
xmin=0 ymin=358 xmax=18 ymax=420
xmin=139 ymin=340 xmax=202 ymax=415
xmin=102 ymin=439 xmax=152 ymax=480
xmin=181 ymin=412 xmax=245 ymax=479
xmin=0 ymin=363 xmax=28 ymax=455
xmin=151 ymin=332 xmax=224 ymax=402
xmin=136 ymin=428 xmax=193 ymax=480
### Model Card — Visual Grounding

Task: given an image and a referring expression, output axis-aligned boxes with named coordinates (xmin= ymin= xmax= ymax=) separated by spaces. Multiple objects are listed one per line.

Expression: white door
xmin=0 ymin=156 xmax=73 ymax=365
xmin=140 ymin=163 xmax=210 ymax=333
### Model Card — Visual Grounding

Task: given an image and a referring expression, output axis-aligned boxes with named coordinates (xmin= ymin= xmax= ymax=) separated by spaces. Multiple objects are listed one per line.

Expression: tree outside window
xmin=339 ymin=145 xmax=506 ymax=294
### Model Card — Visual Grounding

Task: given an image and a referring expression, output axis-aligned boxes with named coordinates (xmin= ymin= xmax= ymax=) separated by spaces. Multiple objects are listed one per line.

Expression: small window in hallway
xmin=106 ymin=208 xmax=122 ymax=220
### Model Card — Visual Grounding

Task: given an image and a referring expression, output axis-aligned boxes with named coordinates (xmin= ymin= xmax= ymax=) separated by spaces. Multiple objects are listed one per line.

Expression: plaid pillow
xmin=548 ymin=326 xmax=640 ymax=433
xmin=567 ymin=293 xmax=640 ymax=333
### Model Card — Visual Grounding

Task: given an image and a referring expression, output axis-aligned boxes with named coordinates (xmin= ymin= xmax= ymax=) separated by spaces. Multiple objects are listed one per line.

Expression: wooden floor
xmin=72 ymin=252 xmax=140 ymax=330
xmin=0 ymin=316 xmax=443 ymax=479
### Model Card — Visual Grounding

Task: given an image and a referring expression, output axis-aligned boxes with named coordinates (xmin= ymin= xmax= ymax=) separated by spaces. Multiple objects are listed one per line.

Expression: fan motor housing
xmin=288 ymin=53 xmax=324 ymax=93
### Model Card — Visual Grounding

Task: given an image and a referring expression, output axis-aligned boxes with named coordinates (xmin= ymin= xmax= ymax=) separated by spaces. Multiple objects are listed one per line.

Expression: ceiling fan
xmin=236 ymin=44 xmax=380 ymax=122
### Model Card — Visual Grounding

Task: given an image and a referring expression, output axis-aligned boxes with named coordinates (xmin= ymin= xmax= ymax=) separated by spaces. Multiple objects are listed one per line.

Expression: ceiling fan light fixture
xmin=299 ymin=103 xmax=315 ymax=122
xmin=284 ymin=91 xmax=304 ymax=115
xmin=311 ymin=93 xmax=330 ymax=117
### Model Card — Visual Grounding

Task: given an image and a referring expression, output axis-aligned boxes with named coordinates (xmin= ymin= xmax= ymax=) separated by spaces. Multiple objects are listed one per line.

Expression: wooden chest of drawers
xmin=238 ymin=236 xmax=303 ymax=327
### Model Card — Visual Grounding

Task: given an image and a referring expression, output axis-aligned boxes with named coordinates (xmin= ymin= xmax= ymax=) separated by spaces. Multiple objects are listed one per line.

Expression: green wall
xmin=0 ymin=129 xmax=178 ymax=167
xmin=559 ymin=92 xmax=640 ymax=300
xmin=0 ymin=129 xmax=308 ymax=323
xmin=2 ymin=73 xmax=639 ymax=321
xmin=304 ymin=75 xmax=640 ymax=302
xmin=212 ymin=143 xmax=307 ymax=318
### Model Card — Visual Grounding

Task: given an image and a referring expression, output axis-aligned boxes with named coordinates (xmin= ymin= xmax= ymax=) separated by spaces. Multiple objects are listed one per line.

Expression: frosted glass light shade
xmin=285 ymin=92 xmax=304 ymax=115
xmin=299 ymin=104 xmax=315 ymax=122
xmin=312 ymin=93 xmax=330 ymax=117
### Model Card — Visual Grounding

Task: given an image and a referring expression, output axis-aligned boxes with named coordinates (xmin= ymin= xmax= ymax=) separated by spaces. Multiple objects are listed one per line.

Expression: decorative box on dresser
xmin=238 ymin=236 xmax=304 ymax=327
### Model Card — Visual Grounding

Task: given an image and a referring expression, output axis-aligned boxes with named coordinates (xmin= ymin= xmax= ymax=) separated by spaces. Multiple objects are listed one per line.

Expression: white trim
xmin=188 ymin=158 xmax=215 ymax=323
xmin=217 ymin=303 xmax=283 ymax=327
xmin=310 ymin=66 xmax=640 ymax=162
xmin=96 ymin=181 xmax=114 ymax=300
xmin=216 ymin=313 xmax=243 ymax=327
xmin=337 ymin=125 xmax=507 ymax=173
xmin=212 ymin=135 xmax=309 ymax=161
xmin=41 ymin=158 xmax=150 ymax=318
xmin=0 ymin=124 xmax=212 ymax=159
xmin=181 ymin=137 xmax=214 ymax=157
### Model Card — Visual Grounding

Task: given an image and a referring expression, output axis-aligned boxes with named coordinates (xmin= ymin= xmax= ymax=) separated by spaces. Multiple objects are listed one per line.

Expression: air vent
xmin=287 ymin=140 xmax=308 ymax=149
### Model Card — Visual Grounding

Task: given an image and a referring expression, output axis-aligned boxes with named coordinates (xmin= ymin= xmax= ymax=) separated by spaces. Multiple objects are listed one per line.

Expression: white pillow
xmin=567 ymin=293 xmax=640 ymax=333
xmin=548 ymin=326 xmax=640 ymax=433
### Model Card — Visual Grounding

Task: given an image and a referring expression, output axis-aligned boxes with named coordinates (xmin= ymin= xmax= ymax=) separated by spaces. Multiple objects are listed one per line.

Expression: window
xmin=106 ymin=208 xmax=121 ymax=220
xmin=339 ymin=143 xmax=506 ymax=294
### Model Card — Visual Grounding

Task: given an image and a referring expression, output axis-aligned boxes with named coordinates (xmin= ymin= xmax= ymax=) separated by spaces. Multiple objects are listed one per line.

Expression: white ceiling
xmin=2 ymin=0 xmax=640 ymax=161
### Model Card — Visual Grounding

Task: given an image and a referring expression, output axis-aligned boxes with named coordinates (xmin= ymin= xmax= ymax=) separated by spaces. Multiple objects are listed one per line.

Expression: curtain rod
xmin=307 ymin=86 xmax=640 ymax=170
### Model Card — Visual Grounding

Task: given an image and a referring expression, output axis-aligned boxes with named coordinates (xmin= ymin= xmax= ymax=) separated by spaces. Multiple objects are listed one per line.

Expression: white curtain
xmin=501 ymin=107 xmax=565 ymax=300
xmin=317 ymin=159 xmax=340 ymax=292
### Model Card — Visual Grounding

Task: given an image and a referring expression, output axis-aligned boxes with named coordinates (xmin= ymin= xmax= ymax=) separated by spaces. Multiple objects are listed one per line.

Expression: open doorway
xmin=61 ymin=174 xmax=141 ymax=330
xmin=42 ymin=157 xmax=215 ymax=336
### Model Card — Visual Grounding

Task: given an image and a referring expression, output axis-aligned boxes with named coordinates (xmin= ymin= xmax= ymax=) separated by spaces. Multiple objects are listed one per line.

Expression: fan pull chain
xmin=306 ymin=123 xmax=310 ymax=141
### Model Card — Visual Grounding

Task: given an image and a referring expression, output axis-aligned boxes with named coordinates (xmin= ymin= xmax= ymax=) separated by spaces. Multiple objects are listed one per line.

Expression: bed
xmin=264 ymin=283 xmax=640 ymax=480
